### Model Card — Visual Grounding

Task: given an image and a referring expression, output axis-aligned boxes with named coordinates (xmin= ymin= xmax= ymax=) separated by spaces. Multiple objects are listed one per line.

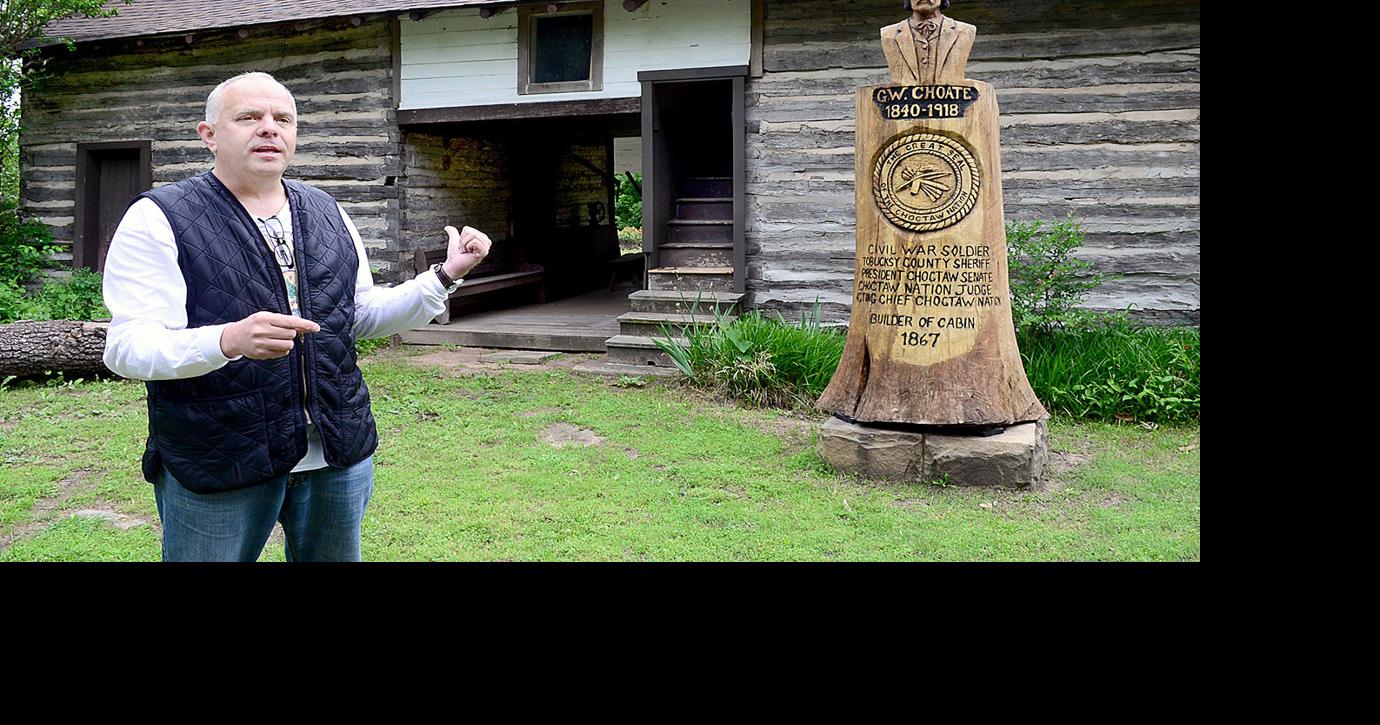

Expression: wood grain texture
xmin=816 ymin=83 xmax=1044 ymax=426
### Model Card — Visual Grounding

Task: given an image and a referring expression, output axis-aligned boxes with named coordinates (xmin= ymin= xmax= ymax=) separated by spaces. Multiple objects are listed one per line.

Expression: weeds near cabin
xmin=1017 ymin=316 xmax=1200 ymax=423
xmin=657 ymin=300 xmax=846 ymax=410
xmin=1004 ymin=215 xmax=1199 ymax=423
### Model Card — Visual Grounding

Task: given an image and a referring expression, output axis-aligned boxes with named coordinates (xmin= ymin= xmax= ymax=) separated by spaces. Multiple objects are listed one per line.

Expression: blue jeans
xmin=153 ymin=456 xmax=375 ymax=562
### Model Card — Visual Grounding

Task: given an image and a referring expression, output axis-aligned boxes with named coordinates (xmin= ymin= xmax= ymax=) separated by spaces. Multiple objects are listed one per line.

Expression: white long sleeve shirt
xmin=103 ymin=196 xmax=451 ymax=471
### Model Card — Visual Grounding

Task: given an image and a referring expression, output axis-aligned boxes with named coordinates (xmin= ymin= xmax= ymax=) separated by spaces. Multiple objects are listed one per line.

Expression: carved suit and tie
xmin=880 ymin=14 xmax=976 ymax=85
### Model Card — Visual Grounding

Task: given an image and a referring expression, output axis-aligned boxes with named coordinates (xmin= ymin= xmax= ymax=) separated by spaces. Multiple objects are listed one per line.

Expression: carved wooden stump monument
xmin=816 ymin=1 xmax=1048 ymax=487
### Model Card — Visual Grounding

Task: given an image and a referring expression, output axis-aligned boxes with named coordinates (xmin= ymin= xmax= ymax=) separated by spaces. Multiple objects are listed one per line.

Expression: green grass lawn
xmin=0 ymin=347 xmax=1200 ymax=561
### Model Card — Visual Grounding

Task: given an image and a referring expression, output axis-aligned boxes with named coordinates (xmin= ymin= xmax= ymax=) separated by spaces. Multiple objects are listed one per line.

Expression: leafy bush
xmin=0 ymin=280 xmax=28 ymax=322
xmin=1 ymin=199 xmax=60 ymax=290
xmin=1006 ymin=214 xmax=1108 ymax=334
xmin=656 ymin=302 xmax=846 ymax=409
xmin=1018 ymin=314 xmax=1199 ymax=423
xmin=3 ymin=268 xmax=110 ymax=323
xmin=615 ymin=172 xmax=642 ymax=231
xmin=617 ymin=226 xmax=642 ymax=255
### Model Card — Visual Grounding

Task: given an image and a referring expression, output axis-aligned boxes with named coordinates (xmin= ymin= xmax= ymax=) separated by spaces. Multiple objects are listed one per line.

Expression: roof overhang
xmin=29 ymin=1 xmax=523 ymax=48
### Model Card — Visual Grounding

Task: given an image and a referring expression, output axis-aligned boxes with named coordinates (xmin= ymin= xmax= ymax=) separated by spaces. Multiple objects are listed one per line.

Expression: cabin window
xmin=518 ymin=1 xmax=604 ymax=94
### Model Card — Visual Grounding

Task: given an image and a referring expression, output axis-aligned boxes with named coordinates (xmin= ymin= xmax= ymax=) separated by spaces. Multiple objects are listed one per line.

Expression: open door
xmin=639 ymin=66 xmax=746 ymax=293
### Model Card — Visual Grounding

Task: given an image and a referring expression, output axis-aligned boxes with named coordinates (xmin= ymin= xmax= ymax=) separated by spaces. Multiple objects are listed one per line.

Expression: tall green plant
xmin=1006 ymin=214 xmax=1108 ymax=334
xmin=615 ymin=172 xmax=642 ymax=231
xmin=656 ymin=300 xmax=846 ymax=409
xmin=1017 ymin=315 xmax=1200 ymax=422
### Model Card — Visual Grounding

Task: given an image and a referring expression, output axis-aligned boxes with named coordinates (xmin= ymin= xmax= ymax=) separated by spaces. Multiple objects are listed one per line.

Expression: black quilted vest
xmin=136 ymin=171 xmax=377 ymax=494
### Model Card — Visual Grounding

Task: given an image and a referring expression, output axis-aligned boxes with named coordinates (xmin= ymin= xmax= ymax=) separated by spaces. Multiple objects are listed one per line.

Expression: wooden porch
xmin=396 ymin=285 xmax=632 ymax=352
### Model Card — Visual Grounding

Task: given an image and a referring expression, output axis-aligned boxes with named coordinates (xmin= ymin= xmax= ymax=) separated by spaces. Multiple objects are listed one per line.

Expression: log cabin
xmin=19 ymin=0 xmax=1200 ymax=366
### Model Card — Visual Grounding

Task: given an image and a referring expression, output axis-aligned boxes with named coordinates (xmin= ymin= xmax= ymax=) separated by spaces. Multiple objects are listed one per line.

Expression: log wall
xmin=18 ymin=15 xmax=409 ymax=278
xmin=746 ymin=0 xmax=1200 ymax=325
xmin=399 ymin=131 xmax=512 ymax=268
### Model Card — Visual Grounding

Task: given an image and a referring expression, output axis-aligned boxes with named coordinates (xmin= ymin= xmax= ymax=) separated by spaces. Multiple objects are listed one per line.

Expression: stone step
xmin=604 ymin=334 xmax=687 ymax=367
xmin=628 ymin=289 xmax=743 ymax=315
xmin=617 ymin=311 xmax=729 ymax=338
xmin=674 ymin=197 xmax=733 ymax=221
xmin=680 ymin=176 xmax=732 ymax=198
xmin=658 ymin=241 xmax=734 ymax=267
xmin=571 ymin=359 xmax=683 ymax=379
xmin=647 ymin=266 xmax=735 ymax=293
xmin=667 ymin=219 xmax=733 ymax=244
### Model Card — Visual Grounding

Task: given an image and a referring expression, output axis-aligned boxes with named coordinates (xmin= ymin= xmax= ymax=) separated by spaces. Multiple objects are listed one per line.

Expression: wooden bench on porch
xmin=413 ymin=247 xmax=545 ymax=325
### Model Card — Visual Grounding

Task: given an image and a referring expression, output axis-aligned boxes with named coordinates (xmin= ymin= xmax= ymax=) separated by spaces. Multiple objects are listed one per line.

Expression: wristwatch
xmin=431 ymin=263 xmax=462 ymax=293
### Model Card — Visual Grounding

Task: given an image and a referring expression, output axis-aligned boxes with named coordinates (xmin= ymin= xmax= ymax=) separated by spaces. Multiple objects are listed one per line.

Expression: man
xmin=880 ymin=0 xmax=976 ymax=86
xmin=102 ymin=71 xmax=491 ymax=562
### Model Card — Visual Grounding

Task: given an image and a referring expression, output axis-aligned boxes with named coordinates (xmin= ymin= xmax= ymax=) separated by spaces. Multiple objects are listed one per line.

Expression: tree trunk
xmin=0 ymin=321 xmax=111 ymax=379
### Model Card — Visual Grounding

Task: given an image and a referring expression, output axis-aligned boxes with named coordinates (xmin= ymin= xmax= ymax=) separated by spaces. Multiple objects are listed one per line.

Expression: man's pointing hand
xmin=220 ymin=311 xmax=320 ymax=360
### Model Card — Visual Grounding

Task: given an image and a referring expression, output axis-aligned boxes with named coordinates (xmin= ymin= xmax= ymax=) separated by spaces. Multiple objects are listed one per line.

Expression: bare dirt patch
xmin=541 ymin=423 xmax=605 ymax=448
xmin=0 ymin=468 xmax=98 ymax=552
xmin=1099 ymin=492 xmax=1130 ymax=508
xmin=1049 ymin=450 xmax=1092 ymax=476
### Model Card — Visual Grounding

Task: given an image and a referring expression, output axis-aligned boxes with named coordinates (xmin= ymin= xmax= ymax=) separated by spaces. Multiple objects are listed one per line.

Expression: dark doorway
xmin=74 ymin=141 xmax=152 ymax=272
xmin=639 ymin=67 xmax=746 ymax=292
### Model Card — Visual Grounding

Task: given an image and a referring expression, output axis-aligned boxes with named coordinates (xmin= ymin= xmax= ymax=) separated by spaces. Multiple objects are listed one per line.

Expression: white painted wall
xmin=399 ymin=0 xmax=750 ymax=110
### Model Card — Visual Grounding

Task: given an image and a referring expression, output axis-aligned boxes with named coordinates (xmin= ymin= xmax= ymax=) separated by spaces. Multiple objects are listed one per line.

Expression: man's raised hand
xmin=441 ymin=225 xmax=492 ymax=280
xmin=220 ymin=311 xmax=320 ymax=360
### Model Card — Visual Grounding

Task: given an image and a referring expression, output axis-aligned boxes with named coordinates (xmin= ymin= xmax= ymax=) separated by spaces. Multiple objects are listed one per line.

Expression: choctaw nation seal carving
xmin=872 ymin=131 xmax=980 ymax=232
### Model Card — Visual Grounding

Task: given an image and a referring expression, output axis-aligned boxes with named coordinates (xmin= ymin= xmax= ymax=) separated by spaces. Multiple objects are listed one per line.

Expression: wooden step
xmin=674 ymin=197 xmax=733 ymax=221
xmin=658 ymin=241 xmax=734 ymax=267
xmin=617 ymin=311 xmax=730 ymax=338
xmin=628 ymin=289 xmax=743 ymax=315
xmin=647 ymin=267 xmax=735 ymax=293
xmin=667 ymin=219 xmax=733 ymax=244
xmin=680 ymin=176 xmax=732 ymax=198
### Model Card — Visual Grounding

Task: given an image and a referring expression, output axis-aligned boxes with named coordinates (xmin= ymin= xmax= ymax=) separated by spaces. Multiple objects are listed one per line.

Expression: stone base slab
xmin=478 ymin=350 xmax=562 ymax=364
xmin=817 ymin=417 xmax=1049 ymax=488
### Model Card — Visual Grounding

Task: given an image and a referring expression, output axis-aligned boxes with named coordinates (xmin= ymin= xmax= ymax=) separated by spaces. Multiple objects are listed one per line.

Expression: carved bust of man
xmin=880 ymin=0 xmax=976 ymax=85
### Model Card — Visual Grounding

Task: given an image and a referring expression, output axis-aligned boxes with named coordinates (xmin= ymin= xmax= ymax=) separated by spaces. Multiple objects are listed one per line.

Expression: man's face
xmin=197 ymin=76 xmax=297 ymax=181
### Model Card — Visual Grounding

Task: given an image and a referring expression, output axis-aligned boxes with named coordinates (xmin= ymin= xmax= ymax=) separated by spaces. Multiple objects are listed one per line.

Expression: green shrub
xmin=1 ymin=198 xmax=60 ymax=290
xmin=617 ymin=226 xmax=642 ymax=255
xmin=1017 ymin=314 xmax=1200 ymax=423
xmin=656 ymin=302 xmax=846 ymax=409
xmin=11 ymin=268 xmax=110 ymax=322
xmin=0 ymin=280 xmax=29 ymax=322
xmin=1006 ymin=214 xmax=1108 ymax=334
xmin=615 ymin=172 xmax=642 ymax=231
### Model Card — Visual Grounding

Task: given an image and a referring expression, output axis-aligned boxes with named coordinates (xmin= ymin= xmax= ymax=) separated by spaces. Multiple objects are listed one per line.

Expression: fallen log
xmin=0 ymin=320 xmax=111 ymax=379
